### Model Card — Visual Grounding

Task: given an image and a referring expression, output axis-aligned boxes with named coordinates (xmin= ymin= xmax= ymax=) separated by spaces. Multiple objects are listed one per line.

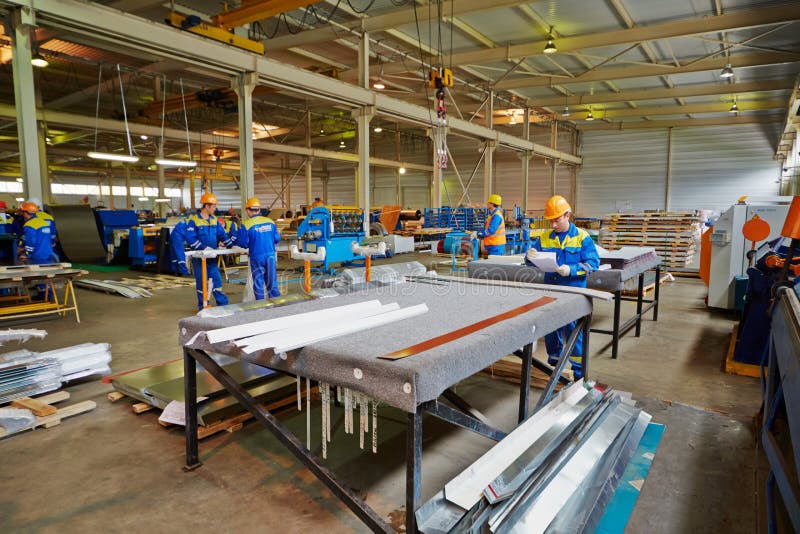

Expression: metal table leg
xmin=653 ymin=265 xmax=661 ymax=321
xmin=183 ymin=347 xmax=201 ymax=470
xmin=581 ymin=314 xmax=591 ymax=380
xmin=518 ymin=343 xmax=533 ymax=423
xmin=612 ymin=291 xmax=621 ymax=359
xmin=407 ymin=408 xmax=422 ymax=534
xmin=635 ymin=272 xmax=645 ymax=337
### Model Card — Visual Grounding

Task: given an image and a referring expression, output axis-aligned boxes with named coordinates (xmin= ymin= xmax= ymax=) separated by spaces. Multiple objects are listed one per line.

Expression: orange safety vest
xmin=484 ymin=208 xmax=506 ymax=246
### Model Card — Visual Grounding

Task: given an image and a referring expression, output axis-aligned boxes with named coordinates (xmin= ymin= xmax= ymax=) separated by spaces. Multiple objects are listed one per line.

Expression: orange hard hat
xmin=199 ymin=193 xmax=218 ymax=205
xmin=544 ymin=195 xmax=571 ymax=220
xmin=21 ymin=201 xmax=39 ymax=214
xmin=245 ymin=197 xmax=261 ymax=209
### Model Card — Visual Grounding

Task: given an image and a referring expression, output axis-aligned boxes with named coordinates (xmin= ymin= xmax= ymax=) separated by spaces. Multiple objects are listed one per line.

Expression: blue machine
xmin=296 ymin=206 xmax=365 ymax=273
xmin=94 ymin=209 xmax=139 ymax=249
xmin=425 ymin=206 xmax=538 ymax=255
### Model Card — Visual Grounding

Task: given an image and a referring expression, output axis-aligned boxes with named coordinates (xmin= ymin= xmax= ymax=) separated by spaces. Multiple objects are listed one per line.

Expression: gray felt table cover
xmin=179 ymin=280 xmax=591 ymax=413
xmin=468 ymin=251 xmax=660 ymax=292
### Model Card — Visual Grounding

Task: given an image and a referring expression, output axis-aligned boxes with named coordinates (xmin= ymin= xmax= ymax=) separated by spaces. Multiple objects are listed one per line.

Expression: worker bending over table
xmin=481 ymin=194 xmax=506 ymax=256
xmin=238 ymin=197 xmax=281 ymax=300
xmin=184 ymin=193 xmax=236 ymax=310
xmin=525 ymin=195 xmax=599 ymax=379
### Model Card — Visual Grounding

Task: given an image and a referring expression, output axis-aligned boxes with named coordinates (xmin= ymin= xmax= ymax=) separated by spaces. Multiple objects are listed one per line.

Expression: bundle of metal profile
xmin=74 ymin=279 xmax=153 ymax=298
xmin=0 ymin=350 xmax=61 ymax=404
xmin=415 ymin=381 xmax=651 ymax=534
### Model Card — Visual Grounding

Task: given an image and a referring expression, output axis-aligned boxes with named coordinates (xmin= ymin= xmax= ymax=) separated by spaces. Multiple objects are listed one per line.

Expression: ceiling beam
xmin=495 ymin=51 xmax=800 ymax=90
xmin=375 ymin=4 xmax=800 ymax=76
xmin=529 ymin=79 xmax=793 ymax=107
xmin=577 ymin=115 xmax=782 ymax=130
xmin=264 ymin=0 xmax=536 ymax=50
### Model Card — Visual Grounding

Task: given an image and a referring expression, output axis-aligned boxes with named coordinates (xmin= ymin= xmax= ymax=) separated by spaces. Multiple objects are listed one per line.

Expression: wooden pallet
xmin=0 ymin=391 xmax=96 ymax=439
xmin=724 ymin=325 xmax=762 ymax=379
xmin=479 ymin=356 xmax=572 ymax=388
xmin=108 ymin=387 xmax=314 ymax=439
xmin=0 ymin=262 xmax=73 ymax=273
xmin=620 ymin=272 xmax=671 ymax=296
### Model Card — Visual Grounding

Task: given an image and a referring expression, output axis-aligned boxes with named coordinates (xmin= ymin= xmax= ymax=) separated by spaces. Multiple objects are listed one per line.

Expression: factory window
xmin=0 ymin=182 xmax=24 ymax=193
xmin=50 ymin=183 xmax=182 ymax=197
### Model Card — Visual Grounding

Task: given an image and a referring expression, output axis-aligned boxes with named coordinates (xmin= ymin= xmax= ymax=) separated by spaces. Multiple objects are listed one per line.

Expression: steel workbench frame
xmin=182 ymin=315 xmax=591 ymax=533
xmin=590 ymin=265 xmax=661 ymax=359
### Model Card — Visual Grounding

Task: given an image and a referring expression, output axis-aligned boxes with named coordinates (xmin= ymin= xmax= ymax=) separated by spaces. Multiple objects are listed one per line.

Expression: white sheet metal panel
xmin=669 ymin=123 xmax=781 ymax=213
xmin=578 ymin=129 xmax=669 ymax=218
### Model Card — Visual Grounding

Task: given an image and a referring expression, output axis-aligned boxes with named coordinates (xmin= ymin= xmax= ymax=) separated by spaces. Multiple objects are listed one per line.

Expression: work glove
xmin=556 ymin=264 xmax=571 ymax=277
xmin=525 ymin=248 xmax=539 ymax=262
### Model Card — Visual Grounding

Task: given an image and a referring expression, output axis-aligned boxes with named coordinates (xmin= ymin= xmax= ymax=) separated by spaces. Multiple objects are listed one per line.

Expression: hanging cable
xmin=116 ymin=64 xmax=136 ymax=158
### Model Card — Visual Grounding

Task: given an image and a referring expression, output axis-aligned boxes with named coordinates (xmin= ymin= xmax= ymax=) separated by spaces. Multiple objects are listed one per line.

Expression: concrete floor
xmin=0 ymin=257 xmax=767 ymax=533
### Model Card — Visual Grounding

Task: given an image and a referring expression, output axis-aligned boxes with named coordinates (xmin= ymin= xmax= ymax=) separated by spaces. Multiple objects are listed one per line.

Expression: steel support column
xmin=521 ymin=107 xmax=531 ymax=213
xmin=484 ymin=90 xmax=494 ymax=200
xmin=9 ymin=7 xmax=44 ymax=203
xmin=234 ymin=72 xmax=257 ymax=208
xmin=305 ymin=111 xmax=313 ymax=205
xmin=353 ymin=106 xmax=375 ymax=235
xmin=430 ymin=131 xmax=442 ymax=209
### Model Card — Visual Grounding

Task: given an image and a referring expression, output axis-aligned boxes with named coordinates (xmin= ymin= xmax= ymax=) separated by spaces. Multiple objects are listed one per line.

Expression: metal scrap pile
xmin=416 ymin=380 xmax=652 ymax=533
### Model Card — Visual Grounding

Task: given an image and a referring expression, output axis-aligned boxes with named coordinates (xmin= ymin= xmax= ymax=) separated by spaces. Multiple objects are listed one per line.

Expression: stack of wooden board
xmin=599 ymin=212 xmax=701 ymax=269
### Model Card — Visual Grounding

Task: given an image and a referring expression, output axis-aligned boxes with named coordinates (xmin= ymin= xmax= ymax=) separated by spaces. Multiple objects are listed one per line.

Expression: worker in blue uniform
xmin=169 ymin=218 xmax=190 ymax=276
xmin=183 ymin=193 xmax=235 ymax=309
xmin=238 ymin=197 xmax=281 ymax=299
xmin=36 ymin=208 xmax=59 ymax=262
xmin=480 ymin=194 xmax=506 ymax=256
xmin=18 ymin=202 xmax=55 ymax=265
xmin=525 ymin=195 xmax=599 ymax=379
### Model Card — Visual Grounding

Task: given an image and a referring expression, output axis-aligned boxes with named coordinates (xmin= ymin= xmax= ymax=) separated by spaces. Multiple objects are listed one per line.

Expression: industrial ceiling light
xmin=543 ymin=27 xmax=557 ymax=54
xmin=155 ymin=158 xmax=198 ymax=168
xmin=399 ymin=166 xmax=406 ymax=174
xmin=138 ymin=196 xmax=149 ymax=201
xmin=87 ymin=64 xmax=140 ymax=163
xmin=562 ymin=106 xmax=570 ymax=117
xmin=15 ymin=197 xmax=24 ymax=202
xmin=586 ymin=110 xmax=595 ymax=121
xmin=140 ymin=134 xmax=148 ymax=140
xmin=720 ymin=63 xmax=734 ymax=78
xmin=154 ymin=198 xmax=171 ymax=203
xmin=373 ymin=126 xmax=383 ymax=133
xmin=372 ymin=81 xmax=386 ymax=90
xmin=31 ymin=52 xmax=48 ymax=68
xmin=729 ymin=101 xmax=739 ymax=113
xmin=15 ymin=178 xmax=23 ymax=183
xmin=88 ymin=151 xmax=139 ymax=163
xmin=339 ymin=138 xmax=346 ymax=148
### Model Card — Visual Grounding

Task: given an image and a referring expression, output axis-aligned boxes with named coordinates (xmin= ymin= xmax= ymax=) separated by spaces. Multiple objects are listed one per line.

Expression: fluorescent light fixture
xmin=15 ymin=197 xmax=24 ymax=202
xmin=140 ymin=134 xmax=148 ymax=140
xmin=155 ymin=158 xmax=197 ymax=167
xmin=399 ymin=166 xmax=406 ymax=174
xmin=15 ymin=178 xmax=23 ymax=183
xmin=563 ymin=106 xmax=570 ymax=117
xmin=720 ymin=63 xmax=734 ymax=78
xmin=138 ymin=196 xmax=150 ymax=201
xmin=31 ymin=53 xmax=49 ymax=68
xmin=373 ymin=126 xmax=383 ymax=133
xmin=372 ymin=81 xmax=386 ymax=90
xmin=586 ymin=111 xmax=594 ymax=121
xmin=154 ymin=198 xmax=171 ymax=203
xmin=87 ymin=151 xmax=139 ymax=163
xmin=339 ymin=139 xmax=346 ymax=148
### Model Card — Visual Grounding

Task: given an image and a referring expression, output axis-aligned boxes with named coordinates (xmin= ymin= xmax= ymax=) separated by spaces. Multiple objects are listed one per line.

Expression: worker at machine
xmin=480 ymin=194 xmax=506 ymax=256
xmin=310 ymin=197 xmax=324 ymax=209
xmin=169 ymin=217 xmax=190 ymax=276
xmin=184 ymin=193 xmax=236 ymax=309
xmin=525 ymin=195 xmax=599 ymax=380
xmin=238 ymin=197 xmax=281 ymax=300
xmin=18 ymin=202 xmax=54 ymax=265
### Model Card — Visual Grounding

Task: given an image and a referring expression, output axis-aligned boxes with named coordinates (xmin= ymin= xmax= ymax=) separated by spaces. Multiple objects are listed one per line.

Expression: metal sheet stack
xmin=599 ymin=212 xmax=702 ymax=269
xmin=0 ymin=343 xmax=112 ymax=404
xmin=415 ymin=381 xmax=652 ymax=534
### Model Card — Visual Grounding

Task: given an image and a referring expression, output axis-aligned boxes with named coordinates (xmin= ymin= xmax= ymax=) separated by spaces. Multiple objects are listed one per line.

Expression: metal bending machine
xmin=296 ymin=206 xmax=365 ymax=273
xmin=179 ymin=277 xmax=606 ymax=533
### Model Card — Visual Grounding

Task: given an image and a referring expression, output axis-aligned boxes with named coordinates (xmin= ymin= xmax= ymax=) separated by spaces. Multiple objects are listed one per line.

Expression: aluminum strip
xmin=500 ymin=403 xmax=640 ymax=534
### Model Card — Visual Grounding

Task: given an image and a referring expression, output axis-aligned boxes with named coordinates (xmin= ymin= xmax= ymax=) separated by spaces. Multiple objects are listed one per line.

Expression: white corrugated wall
xmin=578 ymin=123 xmax=781 ymax=218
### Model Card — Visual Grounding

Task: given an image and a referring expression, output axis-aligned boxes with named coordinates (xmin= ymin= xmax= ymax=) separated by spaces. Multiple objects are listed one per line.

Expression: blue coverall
xmin=526 ymin=222 xmax=599 ymax=378
xmin=37 ymin=211 xmax=59 ymax=262
xmin=237 ymin=215 xmax=281 ymax=299
xmin=483 ymin=207 xmax=506 ymax=256
xmin=22 ymin=216 xmax=55 ymax=264
xmin=169 ymin=219 xmax=190 ymax=275
xmin=183 ymin=212 xmax=235 ymax=309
